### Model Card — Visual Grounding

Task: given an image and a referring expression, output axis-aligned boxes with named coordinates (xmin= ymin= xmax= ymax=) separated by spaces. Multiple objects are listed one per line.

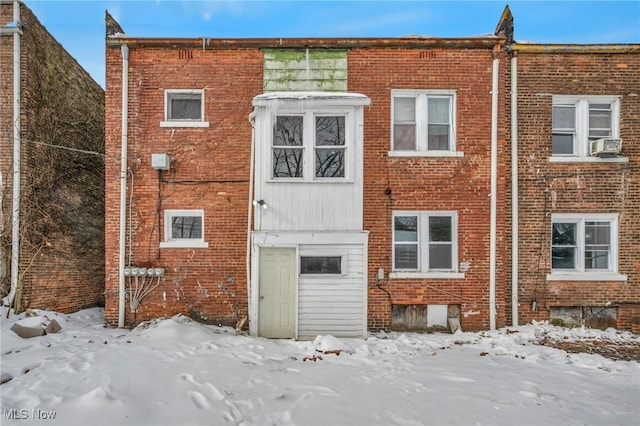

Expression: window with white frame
xmin=161 ymin=89 xmax=209 ymax=127
xmin=551 ymin=96 xmax=620 ymax=157
xmin=551 ymin=214 xmax=618 ymax=273
xmin=391 ymin=90 xmax=457 ymax=154
xmin=300 ymin=256 xmax=343 ymax=275
xmin=272 ymin=112 xmax=350 ymax=180
xmin=392 ymin=211 xmax=457 ymax=272
xmin=160 ymin=209 xmax=209 ymax=248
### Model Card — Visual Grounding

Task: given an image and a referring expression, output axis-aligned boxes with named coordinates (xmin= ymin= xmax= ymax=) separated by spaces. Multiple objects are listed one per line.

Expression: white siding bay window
xmin=548 ymin=213 xmax=626 ymax=281
xmin=390 ymin=89 xmax=461 ymax=157
xmin=390 ymin=211 xmax=463 ymax=279
xmin=550 ymin=95 xmax=624 ymax=162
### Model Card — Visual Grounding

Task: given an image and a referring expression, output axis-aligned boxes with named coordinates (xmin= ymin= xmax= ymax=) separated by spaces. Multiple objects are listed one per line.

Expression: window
xmin=550 ymin=213 xmax=622 ymax=279
xmin=161 ymin=89 xmax=209 ymax=128
xmin=392 ymin=211 xmax=457 ymax=273
xmin=272 ymin=112 xmax=349 ymax=180
xmin=160 ymin=209 xmax=209 ymax=248
xmin=551 ymin=96 xmax=620 ymax=157
xmin=391 ymin=90 xmax=458 ymax=155
xmin=300 ymin=256 xmax=342 ymax=275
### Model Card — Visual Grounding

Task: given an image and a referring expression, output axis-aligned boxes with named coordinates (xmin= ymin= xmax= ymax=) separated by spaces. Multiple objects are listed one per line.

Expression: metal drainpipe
xmin=8 ymin=0 xmax=22 ymax=308
xmin=511 ymin=52 xmax=519 ymax=326
xmin=118 ymin=45 xmax=129 ymax=328
xmin=246 ymin=110 xmax=256 ymax=334
xmin=489 ymin=46 xmax=500 ymax=331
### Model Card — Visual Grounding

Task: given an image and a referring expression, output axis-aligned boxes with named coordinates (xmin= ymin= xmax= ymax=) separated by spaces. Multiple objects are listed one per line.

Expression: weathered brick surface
xmin=1 ymin=2 xmax=105 ymax=313
xmin=506 ymin=51 xmax=640 ymax=329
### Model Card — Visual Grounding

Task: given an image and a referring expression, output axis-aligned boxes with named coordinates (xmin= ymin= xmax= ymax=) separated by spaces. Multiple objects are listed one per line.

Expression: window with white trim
xmin=551 ymin=214 xmax=618 ymax=273
xmin=552 ymin=96 xmax=620 ymax=157
xmin=272 ymin=112 xmax=350 ymax=180
xmin=300 ymin=256 xmax=343 ymax=275
xmin=391 ymin=90 xmax=457 ymax=154
xmin=392 ymin=211 xmax=457 ymax=272
xmin=161 ymin=89 xmax=209 ymax=128
xmin=160 ymin=209 xmax=209 ymax=248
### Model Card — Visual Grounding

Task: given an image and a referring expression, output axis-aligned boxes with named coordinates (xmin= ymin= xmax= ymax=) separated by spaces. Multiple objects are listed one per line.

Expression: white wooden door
xmin=259 ymin=248 xmax=296 ymax=338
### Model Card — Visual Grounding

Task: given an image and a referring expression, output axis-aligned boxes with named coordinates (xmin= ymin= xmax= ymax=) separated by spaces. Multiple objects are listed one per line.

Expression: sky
xmin=18 ymin=0 xmax=640 ymax=89
xmin=1 ymin=306 xmax=639 ymax=425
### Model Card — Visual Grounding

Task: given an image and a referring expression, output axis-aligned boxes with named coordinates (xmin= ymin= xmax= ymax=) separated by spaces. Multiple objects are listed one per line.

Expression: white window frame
xmin=160 ymin=89 xmax=210 ymax=128
xmin=298 ymin=249 xmax=348 ymax=277
xmin=270 ymin=107 xmax=354 ymax=182
xmin=159 ymin=209 xmax=209 ymax=249
xmin=390 ymin=211 xmax=464 ymax=279
xmin=547 ymin=213 xmax=626 ymax=282
xmin=389 ymin=89 xmax=462 ymax=158
xmin=549 ymin=95 xmax=625 ymax=163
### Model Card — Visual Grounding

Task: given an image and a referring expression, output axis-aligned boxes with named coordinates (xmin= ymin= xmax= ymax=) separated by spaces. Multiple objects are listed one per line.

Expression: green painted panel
xmin=263 ymin=49 xmax=348 ymax=92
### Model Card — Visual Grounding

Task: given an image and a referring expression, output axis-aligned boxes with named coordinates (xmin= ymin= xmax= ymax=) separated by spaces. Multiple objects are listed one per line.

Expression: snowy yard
xmin=1 ymin=307 xmax=639 ymax=426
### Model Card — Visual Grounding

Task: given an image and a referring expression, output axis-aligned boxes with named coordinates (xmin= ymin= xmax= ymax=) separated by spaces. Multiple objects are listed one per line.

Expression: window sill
xmin=390 ymin=272 xmax=465 ymax=279
xmin=159 ymin=241 xmax=209 ymax=249
xmin=160 ymin=121 xmax=210 ymax=128
xmin=546 ymin=272 xmax=627 ymax=282
xmin=548 ymin=156 xmax=628 ymax=164
xmin=266 ymin=178 xmax=354 ymax=184
xmin=388 ymin=151 xmax=464 ymax=158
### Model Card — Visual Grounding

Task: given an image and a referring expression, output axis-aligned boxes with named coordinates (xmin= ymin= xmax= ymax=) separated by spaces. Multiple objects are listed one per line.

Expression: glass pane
xmin=585 ymin=222 xmax=610 ymax=245
xmin=552 ymin=223 xmax=576 ymax=245
xmin=273 ymin=148 xmax=303 ymax=178
xmin=429 ymin=216 xmax=452 ymax=242
xmin=300 ymin=256 xmax=342 ymax=274
xmin=585 ymin=248 xmax=609 ymax=270
xmin=552 ymin=105 xmax=575 ymax=129
xmin=429 ymin=244 xmax=452 ymax=269
xmin=169 ymin=97 xmax=201 ymax=120
xmin=428 ymin=124 xmax=450 ymax=150
xmin=552 ymin=247 xmax=576 ymax=269
xmin=395 ymin=245 xmax=418 ymax=269
xmin=552 ymin=134 xmax=574 ymax=154
xmin=171 ymin=216 xmax=202 ymax=239
xmin=316 ymin=116 xmax=345 ymax=146
xmin=315 ymin=148 xmax=345 ymax=178
xmin=428 ymin=97 xmax=449 ymax=123
xmin=394 ymin=216 xmax=418 ymax=242
xmin=274 ymin=116 xmax=303 ymax=146
xmin=394 ymin=97 xmax=415 ymax=122
xmin=394 ymin=124 xmax=416 ymax=150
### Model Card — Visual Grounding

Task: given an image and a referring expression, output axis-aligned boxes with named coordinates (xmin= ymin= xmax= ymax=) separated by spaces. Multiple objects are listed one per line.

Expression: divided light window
xmin=272 ymin=113 xmax=347 ymax=179
xmin=392 ymin=90 xmax=456 ymax=153
xmin=393 ymin=211 xmax=457 ymax=272
xmin=551 ymin=214 xmax=618 ymax=273
xmin=552 ymin=96 xmax=619 ymax=156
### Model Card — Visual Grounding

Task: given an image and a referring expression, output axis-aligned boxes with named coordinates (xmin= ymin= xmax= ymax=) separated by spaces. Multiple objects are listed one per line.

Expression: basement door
xmin=259 ymin=248 xmax=296 ymax=338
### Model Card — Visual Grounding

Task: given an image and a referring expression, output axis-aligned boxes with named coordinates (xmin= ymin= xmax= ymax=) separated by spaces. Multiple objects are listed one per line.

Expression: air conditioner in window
xmin=589 ymin=138 xmax=622 ymax=156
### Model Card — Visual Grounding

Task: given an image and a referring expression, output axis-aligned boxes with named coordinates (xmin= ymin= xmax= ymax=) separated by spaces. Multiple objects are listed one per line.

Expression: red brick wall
xmin=349 ymin=47 xmax=508 ymax=331
xmin=105 ymin=45 xmax=262 ymax=326
xmin=510 ymin=51 xmax=640 ymax=329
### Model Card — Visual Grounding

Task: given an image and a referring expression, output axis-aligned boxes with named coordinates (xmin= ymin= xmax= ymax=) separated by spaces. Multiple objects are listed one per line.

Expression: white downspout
xmin=511 ymin=53 xmax=519 ymax=326
xmin=8 ymin=0 xmax=21 ymax=308
xmin=118 ymin=45 xmax=129 ymax=328
xmin=489 ymin=47 xmax=500 ymax=331
xmin=246 ymin=110 xmax=256 ymax=329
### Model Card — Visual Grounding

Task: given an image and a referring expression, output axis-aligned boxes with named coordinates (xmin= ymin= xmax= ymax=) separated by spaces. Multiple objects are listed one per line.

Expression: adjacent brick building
xmin=0 ymin=0 xmax=105 ymax=313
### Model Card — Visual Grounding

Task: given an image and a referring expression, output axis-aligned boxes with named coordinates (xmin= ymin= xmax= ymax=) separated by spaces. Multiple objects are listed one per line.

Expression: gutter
xmin=511 ymin=43 xmax=640 ymax=54
xmin=118 ymin=45 xmax=129 ymax=328
xmin=489 ymin=44 xmax=500 ymax=331
xmin=511 ymin=52 xmax=519 ymax=326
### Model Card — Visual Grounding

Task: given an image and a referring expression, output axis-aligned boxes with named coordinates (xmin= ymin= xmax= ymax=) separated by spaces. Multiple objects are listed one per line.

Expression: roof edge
xmin=512 ymin=43 xmax=640 ymax=54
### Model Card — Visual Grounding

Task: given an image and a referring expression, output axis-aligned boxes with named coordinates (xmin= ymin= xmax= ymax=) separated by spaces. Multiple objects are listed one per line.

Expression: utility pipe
xmin=489 ymin=46 xmax=500 ymax=331
xmin=118 ymin=45 xmax=129 ymax=328
xmin=511 ymin=53 xmax=519 ymax=326
xmin=246 ymin=109 xmax=257 ymax=330
xmin=8 ymin=0 xmax=21 ymax=308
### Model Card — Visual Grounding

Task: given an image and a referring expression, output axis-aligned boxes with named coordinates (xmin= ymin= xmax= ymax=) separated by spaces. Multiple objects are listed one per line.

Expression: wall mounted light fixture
xmin=253 ymin=199 xmax=267 ymax=209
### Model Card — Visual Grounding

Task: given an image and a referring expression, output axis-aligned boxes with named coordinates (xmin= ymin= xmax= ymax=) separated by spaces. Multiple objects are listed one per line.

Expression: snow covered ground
xmin=1 ymin=307 xmax=638 ymax=426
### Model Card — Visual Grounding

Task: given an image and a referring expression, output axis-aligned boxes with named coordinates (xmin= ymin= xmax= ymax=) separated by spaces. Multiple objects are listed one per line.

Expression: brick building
xmin=1 ymin=0 xmax=105 ymax=313
xmin=506 ymin=41 xmax=640 ymax=330
xmin=104 ymin=8 xmax=508 ymax=335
